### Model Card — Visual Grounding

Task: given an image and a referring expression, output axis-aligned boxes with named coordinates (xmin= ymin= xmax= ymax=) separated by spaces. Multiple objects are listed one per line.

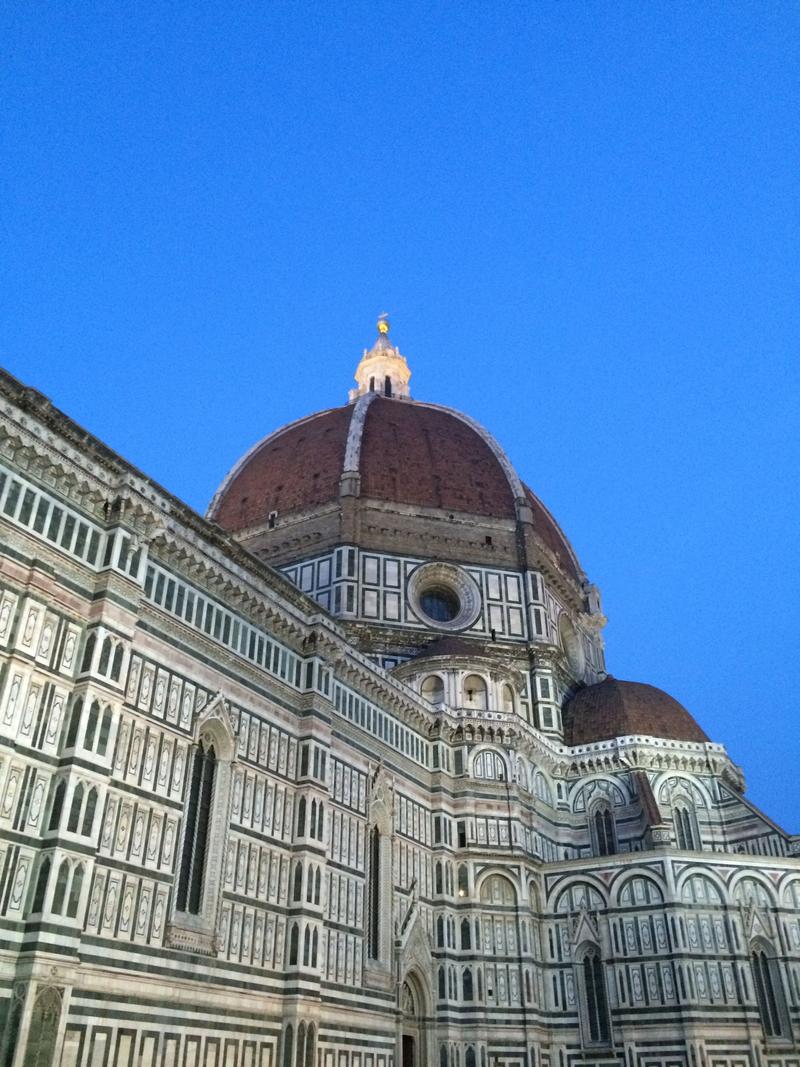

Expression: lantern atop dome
xmin=349 ymin=313 xmax=412 ymax=402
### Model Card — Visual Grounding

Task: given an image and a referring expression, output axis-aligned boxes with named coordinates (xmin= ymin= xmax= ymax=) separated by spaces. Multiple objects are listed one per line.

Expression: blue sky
xmin=2 ymin=2 xmax=799 ymax=828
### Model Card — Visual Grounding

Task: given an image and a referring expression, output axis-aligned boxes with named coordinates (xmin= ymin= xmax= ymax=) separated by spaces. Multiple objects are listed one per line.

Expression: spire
xmin=349 ymin=313 xmax=412 ymax=402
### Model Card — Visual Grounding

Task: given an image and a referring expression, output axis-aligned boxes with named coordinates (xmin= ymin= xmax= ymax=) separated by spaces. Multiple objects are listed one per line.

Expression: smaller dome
xmin=562 ymin=677 xmax=709 ymax=746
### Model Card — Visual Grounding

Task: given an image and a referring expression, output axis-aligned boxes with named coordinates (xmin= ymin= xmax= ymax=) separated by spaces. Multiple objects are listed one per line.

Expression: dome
xmin=211 ymin=398 xmax=524 ymax=523
xmin=562 ymin=677 xmax=709 ymax=746
xmin=208 ymin=319 xmax=583 ymax=585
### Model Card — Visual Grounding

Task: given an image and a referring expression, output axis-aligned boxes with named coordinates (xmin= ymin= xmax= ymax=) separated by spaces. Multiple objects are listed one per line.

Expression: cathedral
xmin=1 ymin=317 xmax=798 ymax=1067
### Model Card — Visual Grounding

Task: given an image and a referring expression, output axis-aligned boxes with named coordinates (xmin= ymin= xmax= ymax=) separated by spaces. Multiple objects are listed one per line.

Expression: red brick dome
xmin=562 ymin=677 xmax=709 ymax=745
xmin=208 ymin=395 xmax=582 ymax=582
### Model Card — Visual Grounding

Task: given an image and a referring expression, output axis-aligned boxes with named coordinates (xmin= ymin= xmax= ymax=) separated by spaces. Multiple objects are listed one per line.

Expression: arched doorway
xmin=400 ymin=972 xmax=430 ymax=1067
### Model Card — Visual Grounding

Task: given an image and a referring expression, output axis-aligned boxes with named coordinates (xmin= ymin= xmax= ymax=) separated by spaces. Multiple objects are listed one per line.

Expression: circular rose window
xmin=408 ymin=563 xmax=481 ymax=631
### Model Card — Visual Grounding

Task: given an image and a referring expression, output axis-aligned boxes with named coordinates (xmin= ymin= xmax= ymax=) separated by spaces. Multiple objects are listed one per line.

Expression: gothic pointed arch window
xmin=169 ymin=697 xmax=236 ymax=953
xmin=674 ymin=801 xmax=698 ymax=850
xmin=365 ymin=767 xmax=392 ymax=972
xmin=63 ymin=697 xmax=83 ymax=750
xmin=66 ymin=864 xmax=84 ymax=918
xmin=368 ymin=825 xmax=381 ymax=959
xmin=51 ymin=859 xmax=71 ymax=914
xmin=176 ymin=738 xmax=217 ymax=915
xmin=751 ymin=940 xmax=789 ymax=1040
xmin=83 ymin=701 xmax=100 ymax=749
xmin=97 ymin=707 xmax=114 ymax=756
xmin=577 ymin=944 xmax=611 ymax=1046
xmin=67 ymin=783 xmax=84 ymax=833
xmin=81 ymin=787 xmax=98 ymax=836
xmin=282 ymin=1025 xmax=294 ymax=1067
xmin=29 ymin=856 xmax=51 ymax=915
xmin=288 ymin=923 xmax=299 ymax=966
xmin=48 ymin=780 xmax=66 ymax=831
xmin=590 ymin=802 xmax=616 ymax=857
xmin=461 ymin=917 xmax=471 ymax=949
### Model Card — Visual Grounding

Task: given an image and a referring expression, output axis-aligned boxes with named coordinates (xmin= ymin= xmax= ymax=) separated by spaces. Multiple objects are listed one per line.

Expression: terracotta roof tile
xmin=213 ymin=406 xmax=352 ymax=531
xmin=523 ymin=485 xmax=580 ymax=582
xmin=359 ymin=399 xmax=517 ymax=517
xmin=563 ymin=676 xmax=709 ymax=746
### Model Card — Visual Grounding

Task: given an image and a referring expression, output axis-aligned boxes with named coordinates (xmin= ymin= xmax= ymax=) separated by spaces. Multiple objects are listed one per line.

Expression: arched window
xmin=67 ymin=783 xmax=84 ymax=833
xmin=303 ymin=926 xmax=311 ymax=966
xmin=316 ymin=801 xmax=324 ymax=839
xmin=421 ymin=675 xmax=445 ymax=705
xmin=97 ymin=708 xmax=113 ymax=756
xmin=295 ymin=1024 xmax=306 ymax=1067
xmin=462 ymin=675 xmax=488 ymax=710
xmin=305 ymin=1024 xmax=315 ymax=1067
xmin=579 ymin=948 xmax=611 ymax=1045
xmin=368 ymin=826 xmax=380 ymax=959
xmin=314 ymin=867 xmax=321 ymax=904
xmin=66 ymin=864 xmax=84 ymax=918
xmin=384 ymin=376 xmax=392 ymax=398
xmin=591 ymin=805 xmax=616 ymax=857
xmin=674 ymin=803 xmax=697 ymax=850
xmin=435 ymin=861 xmax=444 ymax=895
xmin=438 ymin=967 xmax=446 ymax=1000
xmin=83 ymin=701 xmax=100 ymax=749
xmin=463 ymin=968 xmax=473 ymax=1001
xmin=51 ymin=860 xmax=71 ymax=914
xmin=30 ymin=856 xmax=51 ymax=915
xmin=501 ymin=684 xmax=515 ymax=714
xmin=282 ymin=1025 xmax=294 ymax=1067
xmin=437 ymin=916 xmax=445 ymax=947
xmin=466 ymin=1049 xmax=476 ymax=1067
xmin=48 ymin=780 xmax=66 ymax=831
xmin=80 ymin=634 xmax=95 ymax=674
xmin=296 ymin=797 xmax=306 ymax=837
xmin=480 ymin=874 xmax=516 ymax=906
xmin=751 ymin=943 xmax=788 ymax=1039
xmin=81 ymin=787 xmax=97 ymax=836
xmin=293 ymin=863 xmax=303 ymax=902
xmin=111 ymin=643 xmax=124 ymax=680
xmin=311 ymin=928 xmax=318 ymax=967
xmin=461 ymin=918 xmax=472 ymax=950
xmin=439 ymin=1045 xmax=447 ymax=1067
xmin=288 ymin=923 xmax=299 ymax=966
xmin=98 ymin=637 xmax=112 ymax=676
xmin=64 ymin=698 xmax=82 ymax=749
xmin=473 ymin=750 xmax=506 ymax=781
xmin=176 ymin=740 xmax=216 ymax=914
xmin=458 ymin=864 xmax=469 ymax=898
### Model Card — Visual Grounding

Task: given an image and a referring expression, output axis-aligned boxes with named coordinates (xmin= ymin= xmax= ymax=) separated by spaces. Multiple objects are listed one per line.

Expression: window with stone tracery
xmin=674 ymin=801 xmax=698 ymax=850
xmin=177 ymin=738 xmax=216 ymax=915
xmin=472 ymin=749 xmax=506 ymax=781
xmin=590 ymin=803 xmax=616 ymax=857
xmin=751 ymin=941 xmax=789 ymax=1041
xmin=577 ymin=945 xmax=611 ymax=1046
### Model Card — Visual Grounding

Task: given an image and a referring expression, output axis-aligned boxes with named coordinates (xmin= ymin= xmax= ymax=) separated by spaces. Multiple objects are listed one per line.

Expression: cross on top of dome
xmin=349 ymin=313 xmax=412 ymax=402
